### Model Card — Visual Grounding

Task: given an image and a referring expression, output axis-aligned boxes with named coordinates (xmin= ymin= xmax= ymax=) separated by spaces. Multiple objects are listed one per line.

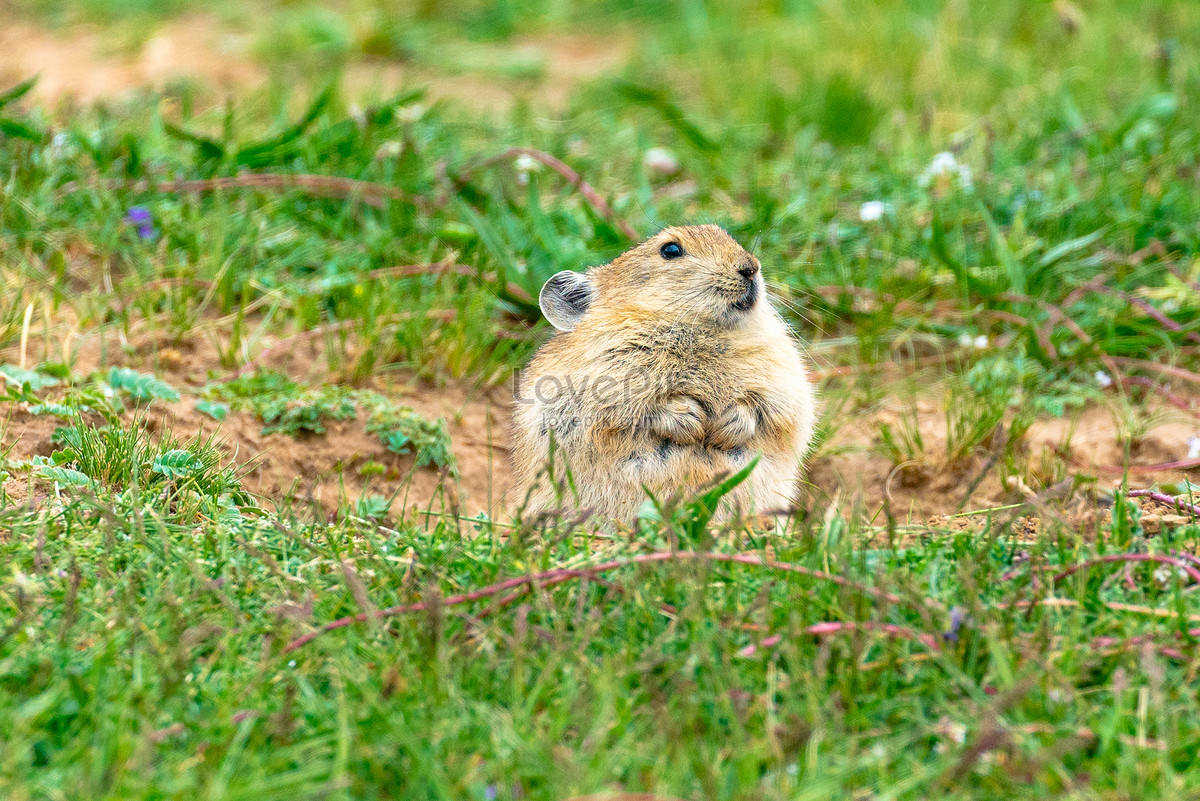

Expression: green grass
xmin=5 ymin=0 xmax=1200 ymax=797
xmin=5 ymin=420 xmax=1200 ymax=799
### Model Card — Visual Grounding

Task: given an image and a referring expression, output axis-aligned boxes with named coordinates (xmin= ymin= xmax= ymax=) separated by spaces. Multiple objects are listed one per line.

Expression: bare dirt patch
xmin=807 ymin=394 xmax=1200 ymax=523
xmin=346 ymin=32 xmax=629 ymax=112
xmin=0 ymin=15 xmax=628 ymax=112
xmin=7 ymin=315 xmax=1200 ymax=528
xmin=0 ymin=17 xmax=264 ymax=104
xmin=1 ymin=326 xmax=514 ymax=521
xmin=2 ymin=386 xmax=512 ymax=521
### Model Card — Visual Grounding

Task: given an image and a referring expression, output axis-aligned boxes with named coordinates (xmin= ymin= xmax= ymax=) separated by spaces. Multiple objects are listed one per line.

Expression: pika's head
xmin=539 ymin=225 xmax=765 ymax=332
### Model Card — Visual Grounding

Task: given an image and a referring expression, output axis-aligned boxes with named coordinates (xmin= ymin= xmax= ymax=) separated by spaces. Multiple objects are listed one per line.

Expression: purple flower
xmin=944 ymin=606 xmax=968 ymax=642
xmin=125 ymin=206 xmax=159 ymax=240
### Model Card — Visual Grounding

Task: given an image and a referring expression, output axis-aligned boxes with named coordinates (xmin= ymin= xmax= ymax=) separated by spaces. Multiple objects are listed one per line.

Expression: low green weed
xmin=205 ymin=370 xmax=455 ymax=470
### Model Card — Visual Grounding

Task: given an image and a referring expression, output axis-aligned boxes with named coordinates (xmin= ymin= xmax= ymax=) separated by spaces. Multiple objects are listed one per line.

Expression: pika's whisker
xmin=765 ymin=289 xmax=819 ymax=331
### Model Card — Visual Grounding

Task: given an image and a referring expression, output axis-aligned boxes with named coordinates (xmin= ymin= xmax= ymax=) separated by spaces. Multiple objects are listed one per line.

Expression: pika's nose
xmin=737 ymin=259 xmax=759 ymax=280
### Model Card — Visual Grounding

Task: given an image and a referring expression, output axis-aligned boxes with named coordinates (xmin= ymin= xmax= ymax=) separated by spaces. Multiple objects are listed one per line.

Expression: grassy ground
xmin=5 ymin=1 xmax=1200 ymax=798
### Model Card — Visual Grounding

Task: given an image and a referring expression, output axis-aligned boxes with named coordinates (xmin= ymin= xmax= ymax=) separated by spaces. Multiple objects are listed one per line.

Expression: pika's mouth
xmin=730 ymin=278 xmax=758 ymax=311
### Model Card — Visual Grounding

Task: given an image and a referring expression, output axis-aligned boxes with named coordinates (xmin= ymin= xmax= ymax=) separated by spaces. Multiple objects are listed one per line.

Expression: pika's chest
xmin=602 ymin=325 xmax=754 ymax=394
xmin=605 ymin=325 xmax=726 ymax=365
xmin=652 ymin=325 xmax=731 ymax=362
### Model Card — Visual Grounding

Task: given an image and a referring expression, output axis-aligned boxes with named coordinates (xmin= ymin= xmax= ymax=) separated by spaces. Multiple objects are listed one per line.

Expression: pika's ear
xmin=539 ymin=270 xmax=594 ymax=332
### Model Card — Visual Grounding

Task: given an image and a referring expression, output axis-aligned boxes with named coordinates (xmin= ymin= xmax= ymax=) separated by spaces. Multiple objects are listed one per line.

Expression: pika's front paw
xmin=644 ymin=396 xmax=707 ymax=445
xmin=707 ymin=403 xmax=757 ymax=451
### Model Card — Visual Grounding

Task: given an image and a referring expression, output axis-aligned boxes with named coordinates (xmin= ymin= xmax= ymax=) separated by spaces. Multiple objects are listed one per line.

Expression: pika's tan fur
xmin=510 ymin=225 xmax=816 ymax=523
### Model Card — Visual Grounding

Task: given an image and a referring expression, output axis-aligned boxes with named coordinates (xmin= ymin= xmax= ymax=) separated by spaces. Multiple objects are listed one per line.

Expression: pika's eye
xmin=659 ymin=241 xmax=684 ymax=260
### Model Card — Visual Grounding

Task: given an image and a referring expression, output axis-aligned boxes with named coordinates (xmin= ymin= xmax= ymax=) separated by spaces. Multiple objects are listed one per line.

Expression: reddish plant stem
xmin=283 ymin=551 xmax=913 ymax=653
xmin=62 ymin=174 xmax=414 ymax=209
xmin=1170 ymin=551 xmax=1200 ymax=570
xmin=1067 ymin=279 xmax=1200 ymax=346
xmin=1123 ymin=294 xmax=1200 ymax=344
xmin=1059 ymin=275 xmax=1110 ymax=310
xmin=737 ymin=621 xmax=941 ymax=658
xmin=1003 ymin=595 xmax=1200 ymax=622
xmin=1091 ymin=635 xmax=1188 ymax=663
xmin=1112 ymin=357 xmax=1200 ymax=387
xmin=1079 ymin=456 xmax=1200 ymax=476
xmin=1127 ymin=489 xmax=1200 ymax=518
xmin=1121 ymin=376 xmax=1198 ymax=416
xmin=1050 ymin=553 xmax=1200 ymax=585
xmin=459 ymin=147 xmax=640 ymax=241
xmin=1000 ymin=292 xmax=1122 ymax=379
xmin=985 ymin=309 xmax=1058 ymax=358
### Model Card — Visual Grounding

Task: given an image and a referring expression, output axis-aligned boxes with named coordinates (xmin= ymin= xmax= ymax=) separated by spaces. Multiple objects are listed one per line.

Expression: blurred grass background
xmin=9 ymin=1 xmax=1199 ymax=129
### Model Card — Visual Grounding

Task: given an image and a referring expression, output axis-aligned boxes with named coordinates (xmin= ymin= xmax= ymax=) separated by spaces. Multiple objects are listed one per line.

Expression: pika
xmin=510 ymin=225 xmax=816 ymax=524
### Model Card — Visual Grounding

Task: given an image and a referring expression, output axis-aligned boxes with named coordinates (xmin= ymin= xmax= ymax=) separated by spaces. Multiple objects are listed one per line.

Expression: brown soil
xmin=346 ymin=33 xmax=628 ymax=113
xmin=805 ymin=394 xmax=1200 ymax=523
xmin=1 ymin=327 xmax=513 ymax=522
xmin=0 ymin=18 xmax=265 ymax=104
xmin=0 ymin=15 xmax=627 ymax=112
xmin=3 ymin=388 xmax=509 ymax=520
xmin=8 ymin=317 xmax=1200 ymax=529
xmin=6 ymin=311 xmax=1200 ymax=528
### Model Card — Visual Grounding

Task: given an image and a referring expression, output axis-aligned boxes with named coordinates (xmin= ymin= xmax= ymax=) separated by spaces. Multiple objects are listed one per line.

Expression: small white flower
xmin=919 ymin=151 xmax=973 ymax=191
xmin=642 ymin=147 xmax=680 ymax=176
xmin=514 ymin=154 xmax=541 ymax=185
xmin=929 ymin=151 xmax=958 ymax=174
xmin=288 ymin=660 xmax=297 ymax=668
xmin=1189 ymin=435 xmax=1200 ymax=460
xmin=1094 ymin=370 xmax=1113 ymax=388
xmin=859 ymin=200 xmax=889 ymax=222
xmin=957 ymin=165 xmax=973 ymax=190
xmin=1153 ymin=566 xmax=1188 ymax=588
xmin=934 ymin=716 xmax=967 ymax=752
xmin=396 ymin=104 xmax=425 ymax=124
xmin=956 ymin=332 xmax=989 ymax=350
xmin=47 ymin=132 xmax=75 ymax=161
xmin=374 ymin=140 xmax=403 ymax=161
